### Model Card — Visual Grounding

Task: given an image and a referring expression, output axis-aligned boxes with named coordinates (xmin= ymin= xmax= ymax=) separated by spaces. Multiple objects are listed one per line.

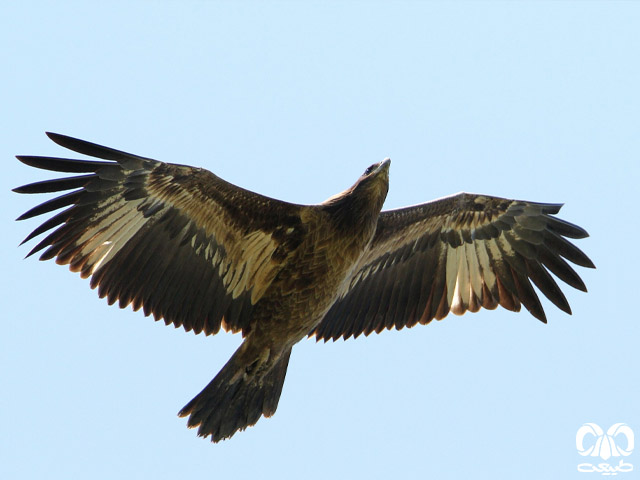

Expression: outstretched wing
xmin=15 ymin=133 xmax=307 ymax=336
xmin=313 ymin=192 xmax=594 ymax=341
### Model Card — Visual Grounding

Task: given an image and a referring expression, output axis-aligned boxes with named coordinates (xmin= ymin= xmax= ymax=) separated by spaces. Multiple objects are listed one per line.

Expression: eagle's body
xmin=15 ymin=133 xmax=593 ymax=442
xmin=178 ymin=172 xmax=388 ymax=438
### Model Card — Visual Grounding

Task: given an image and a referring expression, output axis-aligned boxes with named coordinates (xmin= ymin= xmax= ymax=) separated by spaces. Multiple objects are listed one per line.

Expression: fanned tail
xmin=179 ymin=345 xmax=292 ymax=442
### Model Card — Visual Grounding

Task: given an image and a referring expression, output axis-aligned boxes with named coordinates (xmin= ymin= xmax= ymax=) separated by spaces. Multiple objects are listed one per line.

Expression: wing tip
xmin=15 ymin=155 xmax=33 ymax=166
xmin=533 ymin=310 xmax=548 ymax=324
xmin=543 ymin=202 xmax=564 ymax=215
xmin=45 ymin=131 xmax=67 ymax=145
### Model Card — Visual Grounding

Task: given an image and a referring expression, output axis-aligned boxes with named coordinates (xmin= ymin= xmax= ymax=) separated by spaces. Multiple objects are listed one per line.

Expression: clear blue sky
xmin=2 ymin=2 xmax=638 ymax=479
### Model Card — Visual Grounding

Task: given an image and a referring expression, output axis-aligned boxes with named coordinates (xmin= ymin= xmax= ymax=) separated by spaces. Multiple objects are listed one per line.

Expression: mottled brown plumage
xmin=15 ymin=133 xmax=594 ymax=442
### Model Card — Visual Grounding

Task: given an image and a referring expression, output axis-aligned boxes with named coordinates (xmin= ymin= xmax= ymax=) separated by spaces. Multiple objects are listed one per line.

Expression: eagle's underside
xmin=15 ymin=133 xmax=594 ymax=441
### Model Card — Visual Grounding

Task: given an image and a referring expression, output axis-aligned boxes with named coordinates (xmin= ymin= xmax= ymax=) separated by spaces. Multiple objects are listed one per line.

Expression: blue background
xmin=2 ymin=2 xmax=638 ymax=479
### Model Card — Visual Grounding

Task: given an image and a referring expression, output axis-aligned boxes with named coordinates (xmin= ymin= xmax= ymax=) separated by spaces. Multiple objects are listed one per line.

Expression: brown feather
xmin=313 ymin=193 xmax=593 ymax=340
xmin=16 ymin=134 xmax=593 ymax=442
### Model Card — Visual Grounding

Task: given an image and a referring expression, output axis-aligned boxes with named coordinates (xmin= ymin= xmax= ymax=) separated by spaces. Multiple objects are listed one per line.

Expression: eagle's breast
xmin=252 ymin=205 xmax=379 ymax=342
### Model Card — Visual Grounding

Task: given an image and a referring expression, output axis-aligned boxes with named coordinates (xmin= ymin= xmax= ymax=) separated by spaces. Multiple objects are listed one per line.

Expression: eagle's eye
xmin=364 ymin=164 xmax=376 ymax=176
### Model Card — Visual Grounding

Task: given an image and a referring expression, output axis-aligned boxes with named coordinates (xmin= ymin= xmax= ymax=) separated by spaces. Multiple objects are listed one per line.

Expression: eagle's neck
xmin=323 ymin=190 xmax=383 ymax=242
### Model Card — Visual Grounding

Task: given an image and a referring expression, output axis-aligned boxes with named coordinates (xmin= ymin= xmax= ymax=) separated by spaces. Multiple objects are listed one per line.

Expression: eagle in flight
xmin=15 ymin=133 xmax=594 ymax=442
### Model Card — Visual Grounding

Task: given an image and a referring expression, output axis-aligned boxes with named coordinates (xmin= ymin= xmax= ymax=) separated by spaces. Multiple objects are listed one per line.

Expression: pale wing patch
xmin=67 ymin=198 xmax=148 ymax=276
xmin=466 ymin=241 xmax=483 ymax=302
xmin=444 ymin=243 xmax=459 ymax=311
xmin=223 ymin=230 xmax=280 ymax=302
xmin=145 ymin=175 xmax=288 ymax=306
xmin=449 ymin=239 xmax=494 ymax=316
xmin=458 ymin=243 xmax=471 ymax=308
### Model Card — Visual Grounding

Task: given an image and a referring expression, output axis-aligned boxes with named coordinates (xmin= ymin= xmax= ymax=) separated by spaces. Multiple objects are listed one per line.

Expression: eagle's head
xmin=353 ymin=158 xmax=390 ymax=211
xmin=322 ymin=158 xmax=390 ymax=231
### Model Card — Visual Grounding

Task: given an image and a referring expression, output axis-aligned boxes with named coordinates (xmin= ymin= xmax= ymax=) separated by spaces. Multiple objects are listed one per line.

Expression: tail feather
xmin=179 ymin=346 xmax=291 ymax=442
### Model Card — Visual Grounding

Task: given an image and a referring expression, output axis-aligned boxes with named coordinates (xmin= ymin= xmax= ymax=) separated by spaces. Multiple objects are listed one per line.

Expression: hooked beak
xmin=376 ymin=158 xmax=391 ymax=174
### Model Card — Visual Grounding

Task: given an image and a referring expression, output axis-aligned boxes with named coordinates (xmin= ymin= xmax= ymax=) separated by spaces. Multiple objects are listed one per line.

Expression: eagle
xmin=14 ymin=133 xmax=594 ymax=442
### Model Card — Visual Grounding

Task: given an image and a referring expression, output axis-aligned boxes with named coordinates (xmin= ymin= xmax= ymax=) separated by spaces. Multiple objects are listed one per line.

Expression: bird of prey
xmin=14 ymin=133 xmax=594 ymax=442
